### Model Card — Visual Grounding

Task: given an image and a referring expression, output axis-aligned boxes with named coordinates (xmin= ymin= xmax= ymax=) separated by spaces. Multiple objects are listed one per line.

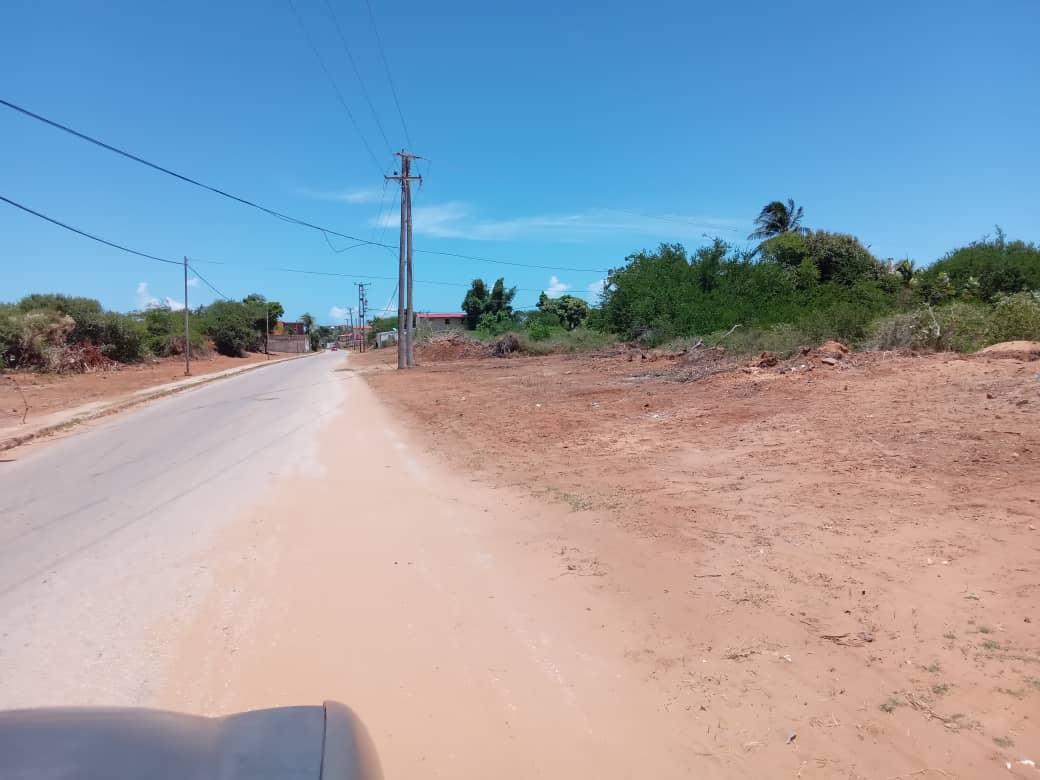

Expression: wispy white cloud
xmin=186 ymin=277 xmax=200 ymax=288
xmin=329 ymin=305 xmax=350 ymax=323
xmin=299 ymin=187 xmax=384 ymax=205
xmin=544 ymin=275 xmax=570 ymax=296
xmin=375 ymin=203 xmax=743 ymax=242
xmin=136 ymin=282 xmax=183 ymax=311
xmin=587 ymin=278 xmax=607 ymax=294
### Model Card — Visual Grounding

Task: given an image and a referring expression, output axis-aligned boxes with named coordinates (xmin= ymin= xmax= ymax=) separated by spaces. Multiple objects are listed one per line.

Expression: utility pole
xmin=347 ymin=306 xmax=355 ymax=351
xmin=386 ymin=150 xmax=422 ymax=369
xmin=355 ymin=282 xmax=370 ymax=352
xmin=405 ymin=171 xmax=415 ymax=367
xmin=265 ymin=303 xmax=270 ymax=360
xmin=183 ymin=257 xmax=190 ymax=376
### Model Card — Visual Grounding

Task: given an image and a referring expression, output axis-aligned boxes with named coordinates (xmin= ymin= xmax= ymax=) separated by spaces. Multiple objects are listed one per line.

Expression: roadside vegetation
xmin=0 ymin=292 xmax=313 ymax=371
xmin=440 ymin=201 xmax=1039 ymax=358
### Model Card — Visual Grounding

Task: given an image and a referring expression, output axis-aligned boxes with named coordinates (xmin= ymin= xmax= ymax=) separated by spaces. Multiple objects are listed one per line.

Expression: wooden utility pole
xmin=386 ymin=150 xmax=422 ymax=369
xmin=183 ymin=256 xmax=190 ymax=376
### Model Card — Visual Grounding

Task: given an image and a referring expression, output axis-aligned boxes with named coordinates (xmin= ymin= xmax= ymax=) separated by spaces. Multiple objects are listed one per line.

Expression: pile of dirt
xmin=416 ymin=334 xmax=485 ymax=362
xmin=976 ymin=340 xmax=1040 ymax=360
xmin=489 ymin=333 xmax=521 ymax=357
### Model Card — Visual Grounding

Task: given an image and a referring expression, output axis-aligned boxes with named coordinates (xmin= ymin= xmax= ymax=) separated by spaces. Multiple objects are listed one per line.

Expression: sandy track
xmin=160 ymin=366 xmax=715 ymax=777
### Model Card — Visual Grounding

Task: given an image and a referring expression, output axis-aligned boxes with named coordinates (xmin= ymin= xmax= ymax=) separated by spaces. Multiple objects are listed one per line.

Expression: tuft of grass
xmin=931 ymin=683 xmax=949 ymax=696
xmin=510 ymin=327 xmax=615 ymax=356
xmin=926 ymin=662 xmax=942 ymax=673
xmin=544 ymin=487 xmax=594 ymax=512
xmin=993 ymin=735 xmax=1014 ymax=748
xmin=943 ymin=631 xmax=956 ymax=641
xmin=977 ymin=625 xmax=992 ymax=634
xmin=879 ymin=697 xmax=901 ymax=713
xmin=981 ymin=639 xmax=1001 ymax=651
xmin=701 ymin=322 xmax=809 ymax=358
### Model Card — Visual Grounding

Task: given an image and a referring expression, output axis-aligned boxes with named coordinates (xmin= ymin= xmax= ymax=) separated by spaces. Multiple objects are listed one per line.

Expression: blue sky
xmin=2 ymin=0 xmax=1037 ymax=324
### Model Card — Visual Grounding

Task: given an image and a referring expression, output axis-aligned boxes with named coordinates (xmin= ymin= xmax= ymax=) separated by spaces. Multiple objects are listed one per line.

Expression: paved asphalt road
xmin=0 ymin=352 xmax=344 ymax=707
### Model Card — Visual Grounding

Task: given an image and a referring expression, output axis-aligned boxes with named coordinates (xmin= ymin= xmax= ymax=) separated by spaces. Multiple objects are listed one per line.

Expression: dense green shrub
xmin=989 ymin=292 xmax=1040 ymax=342
xmin=600 ymin=240 xmax=898 ymax=345
xmin=97 ymin=312 xmax=145 ymax=362
xmin=201 ymin=301 xmax=256 ymax=357
xmin=7 ymin=294 xmax=145 ymax=365
xmin=868 ymin=303 xmax=992 ymax=352
xmin=921 ymin=231 xmax=1040 ymax=301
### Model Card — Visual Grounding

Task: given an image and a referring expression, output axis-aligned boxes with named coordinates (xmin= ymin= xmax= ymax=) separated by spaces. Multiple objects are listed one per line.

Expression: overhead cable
xmin=0 ymin=98 xmax=607 ymax=273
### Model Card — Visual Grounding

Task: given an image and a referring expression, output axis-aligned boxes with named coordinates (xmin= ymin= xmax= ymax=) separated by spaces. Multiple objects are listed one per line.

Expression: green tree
xmin=461 ymin=278 xmax=516 ymax=329
xmin=462 ymin=279 xmax=489 ymax=330
xmin=300 ymin=313 xmax=315 ymax=334
xmin=242 ymin=294 xmax=284 ymax=351
xmin=537 ymin=294 xmax=589 ymax=330
xmin=202 ymin=300 xmax=255 ymax=357
xmin=748 ymin=198 xmax=808 ymax=242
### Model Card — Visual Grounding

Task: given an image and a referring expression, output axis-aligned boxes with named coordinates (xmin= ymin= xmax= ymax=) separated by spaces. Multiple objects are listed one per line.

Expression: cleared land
xmin=0 ymin=352 xmax=271 ymax=429
xmin=354 ymin=342 xmax=1040 ymax=777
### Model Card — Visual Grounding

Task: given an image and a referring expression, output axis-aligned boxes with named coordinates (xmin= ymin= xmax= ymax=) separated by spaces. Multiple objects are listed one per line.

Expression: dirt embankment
xmin=353 ymin=344 xmax=1040 ymax=777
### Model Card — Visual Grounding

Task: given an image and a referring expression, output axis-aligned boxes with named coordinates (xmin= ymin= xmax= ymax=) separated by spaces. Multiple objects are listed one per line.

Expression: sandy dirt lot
xmin=354 ymin=343 xmax=1040 ymax=777
xmin=0 ymin=352 xmax=271 ymax=428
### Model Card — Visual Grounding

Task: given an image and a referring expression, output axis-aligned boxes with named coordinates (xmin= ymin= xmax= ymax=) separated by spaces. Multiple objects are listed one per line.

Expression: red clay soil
xmin=1 ymin=352 xmax=271 ymax=428
xmin=354 ymin=344 xmax=1040 ymax=777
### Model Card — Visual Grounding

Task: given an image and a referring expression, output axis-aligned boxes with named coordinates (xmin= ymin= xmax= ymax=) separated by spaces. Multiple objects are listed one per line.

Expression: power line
xmin=322 ymin=0 xmax=393 ymax=152
xmin=606 ymin=208 xmax=741 ymax=233
xmin=186 ymin=262 xmax=231 ymax=300
xmin=3 ymin=191 xmax=602 ymax=300
xmin=0 ymin=98 xmax=607 ymax=273
xmin=285 ymin=0 xmax=386 ymax=174
xmin=362 ymin=0 xmax=412 ymax=149
xmin=0 ymin=194 xmax=180 ymax=266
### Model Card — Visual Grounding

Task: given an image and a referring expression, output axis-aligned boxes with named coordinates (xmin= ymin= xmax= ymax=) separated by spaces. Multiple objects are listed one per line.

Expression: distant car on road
xmin=330 ymin=344 xmax=339 ymax=351
xmin=0 ymin=701 xmax=382 ymax=780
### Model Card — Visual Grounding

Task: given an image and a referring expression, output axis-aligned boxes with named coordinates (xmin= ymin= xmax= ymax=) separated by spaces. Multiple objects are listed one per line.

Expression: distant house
xmin=417 ymin=313 xmax=466 ymax=332
xmin=275 ymin=321 xmax=307 ymax=335
xmin=337 ymin=325 xmax=371 ymax=348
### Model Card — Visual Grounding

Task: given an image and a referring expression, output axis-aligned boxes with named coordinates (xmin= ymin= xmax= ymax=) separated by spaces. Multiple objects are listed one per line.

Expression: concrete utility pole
xmin=405 ymin=171 xmax=415 ymax=367
xmin=265 ymin=304 xmax=270 ymax=360
xmin=183 ymin=257 xmax=190 ymax=376
xmin=355 ymin=282 xmax=370 ymax=352
xmin=386 ymin=150 xmax=422 ymax=369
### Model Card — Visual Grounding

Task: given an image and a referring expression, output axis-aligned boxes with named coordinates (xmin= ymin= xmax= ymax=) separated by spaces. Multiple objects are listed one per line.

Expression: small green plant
xmin=981 ymin=639 xmax=1001 ymax=651
xmin=931 ymin=683 xmax=949 ymax=696
xmin=926 ymin=662 xmax=942 ymax=673
xmin=942 ymin=631 xmax=956 ymax=641
xmin=978 ymin=625 xmax=992 ymax=634
xmin=879 ymin=697 xmax=901 ymax=713
xmin=993 ymin=735 xmax=1014 ymax=748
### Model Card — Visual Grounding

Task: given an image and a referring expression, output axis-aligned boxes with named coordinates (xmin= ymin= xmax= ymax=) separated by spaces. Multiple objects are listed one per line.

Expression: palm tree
xmin=894 ymin=259 xmax=916 ymax=285
xmin=747 ymin=198 xmax=808 ymax=241
xmin=300 ymin=312 xmax=315 ymax=334
xmin=895 ymin=259 xmax=916 ymax=304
